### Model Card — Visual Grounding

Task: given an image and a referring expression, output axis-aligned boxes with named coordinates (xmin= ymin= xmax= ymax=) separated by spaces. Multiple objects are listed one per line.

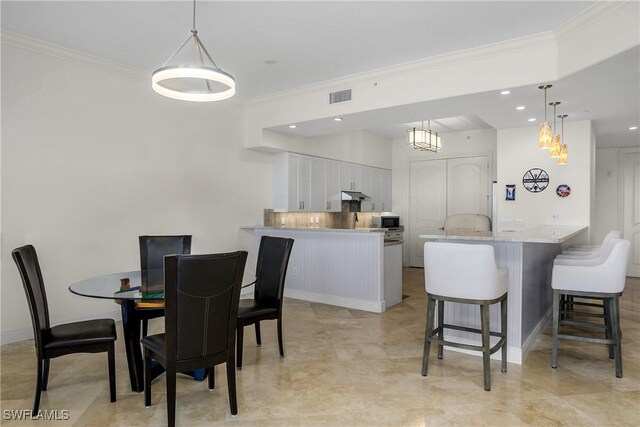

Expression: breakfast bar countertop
xmin=243 ymin=226 xmax=388 ymax=233
xmin=419 ymin=225 xmax=588 ymax=244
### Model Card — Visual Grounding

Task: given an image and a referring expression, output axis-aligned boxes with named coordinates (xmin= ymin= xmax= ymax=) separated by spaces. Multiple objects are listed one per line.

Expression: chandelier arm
xmin=193 ymin=39 xmax=213 ymax=91
xmin=192 ymin=0 xmax=196 ymax=32
xmin=194 ymin=34 xmax=221 ymax=70
xmin=161 ymin=34 xmax=195 ymax=68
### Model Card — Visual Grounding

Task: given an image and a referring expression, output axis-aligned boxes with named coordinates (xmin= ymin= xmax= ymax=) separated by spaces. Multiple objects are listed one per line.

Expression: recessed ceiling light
xmin=500 ymin=90 xmax=511 ymax=95
xmin=528 ymin=118 xmax=536 ymax=122
xmin=630 ymin=126 xmax=638 ymax=130
xmin=334 ymin=117 xmax=343 ymax=122
xmin=289 ymin=124 xmax=297 ymax=129
xmin=516 ymin=106 xmax=526 ymax=110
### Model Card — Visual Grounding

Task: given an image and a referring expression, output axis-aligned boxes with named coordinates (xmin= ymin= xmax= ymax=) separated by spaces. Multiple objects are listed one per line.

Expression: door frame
xmin=619 ymin=147 xmax=640 ymax=277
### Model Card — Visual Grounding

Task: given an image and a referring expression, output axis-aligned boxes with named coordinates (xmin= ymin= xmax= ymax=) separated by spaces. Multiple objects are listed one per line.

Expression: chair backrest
xmin=140 ymin=236 xmax=192 ymax=287
xmin=139 ymin=235 xmax=192 ymax=270
xmin=443 ymin=214 xmax=491 ymax=232
xmin=164 ymin=251 xmax=247 ymax=363
xmin=254 ymin=236 xmax=294 ymax=308
xmin=424 ymin=242 xmax=502 ymax=300
xmin=12 ymin=245 xmax=50 ymax=351
xmin=600 ymin=230 xmax=622 ymax=248
xmin=602 ymin=239 xmax=631 ymax=293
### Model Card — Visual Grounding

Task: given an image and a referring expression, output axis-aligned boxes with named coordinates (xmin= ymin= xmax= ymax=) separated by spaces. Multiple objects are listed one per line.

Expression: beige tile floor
xmin=1 ymin=268 xmax=639 ymax=426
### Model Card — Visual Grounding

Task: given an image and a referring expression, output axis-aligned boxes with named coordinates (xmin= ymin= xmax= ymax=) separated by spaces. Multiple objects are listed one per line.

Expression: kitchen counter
xmin=419 ymin=225 xmax=588 ymax=244
xmin=246 ymin=226 xmax=387 ymax=233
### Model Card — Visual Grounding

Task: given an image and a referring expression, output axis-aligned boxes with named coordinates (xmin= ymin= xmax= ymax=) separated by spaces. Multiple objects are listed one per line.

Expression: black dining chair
xmin=137 ymin=235 xmax=192 ymax=337
xmin=236 ymin=236 xmax=294 ymax=370
xmin=12 ymin=245 xmax=117 ymax=413
xmin=142 ymin=251 xmax=247 ymax=427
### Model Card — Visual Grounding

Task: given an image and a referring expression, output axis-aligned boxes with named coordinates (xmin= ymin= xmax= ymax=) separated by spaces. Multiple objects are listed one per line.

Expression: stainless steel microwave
xmin=373 ymin=215 xmax=400 ymax=229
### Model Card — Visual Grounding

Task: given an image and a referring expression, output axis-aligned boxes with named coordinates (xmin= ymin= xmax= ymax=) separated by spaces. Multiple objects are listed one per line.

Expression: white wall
xmin=496 ymin=121 xmax=593 ymax=235
xmin=392 ymin=128 xmax=497 ymax=265
xmin=1 ymin=43 xmax=273 ymax=343
xmin=592 ymin=148 xmax=622 ymax=244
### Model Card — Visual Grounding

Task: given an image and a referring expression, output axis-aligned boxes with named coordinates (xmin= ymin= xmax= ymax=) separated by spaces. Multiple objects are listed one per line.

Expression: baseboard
xmin=439 ymin=334 xmax=523 ymax=365
xmin=520 ymin=306 xmax=553 ymax=360
xmin=284 ymin=289 xmax=384 ymax=313
xmin=1 ymin=309 xmax=121 ymax=346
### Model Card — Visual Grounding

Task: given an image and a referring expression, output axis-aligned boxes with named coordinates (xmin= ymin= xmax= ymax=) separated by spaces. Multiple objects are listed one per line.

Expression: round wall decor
xmin=522 ymin=168 xmax=549 ymax=193
xmin=556 ymin=184 xmax=571 ymax=197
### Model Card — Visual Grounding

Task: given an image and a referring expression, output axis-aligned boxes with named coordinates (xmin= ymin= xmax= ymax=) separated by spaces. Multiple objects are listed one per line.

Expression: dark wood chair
xmin=236 ymin=236 xmax=294 ymax=370
xmin=141 ymin=251 xmax=247 ymax=427
xmin=12 ymin=245 xmax=117 ymax=413
xmin=137 ymin=235 xmax=192 ymax=337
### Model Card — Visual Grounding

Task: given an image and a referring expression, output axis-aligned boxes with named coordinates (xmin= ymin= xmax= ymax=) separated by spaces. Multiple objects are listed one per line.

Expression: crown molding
xmin=553 ymin=1 xmax=628 ymax=41
xmin=246 ymin=31 xmax=557 ymax=106
xmin=1 ymin=30 xmax=148 ymax=81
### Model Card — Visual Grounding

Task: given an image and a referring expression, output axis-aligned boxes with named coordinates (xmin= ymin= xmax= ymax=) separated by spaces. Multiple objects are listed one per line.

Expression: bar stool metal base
xmin=421 ymin=292 xmax=508 ymax=391
xmin=551 ymin=289 xmax=623 ymax=378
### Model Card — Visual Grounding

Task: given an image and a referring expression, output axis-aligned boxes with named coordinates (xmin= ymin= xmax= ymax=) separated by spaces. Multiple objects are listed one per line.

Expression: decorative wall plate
xmin=556 ymin=184 xmax=571 ymax=197
xmin=522 ymin=168 xmax=549 ymax=193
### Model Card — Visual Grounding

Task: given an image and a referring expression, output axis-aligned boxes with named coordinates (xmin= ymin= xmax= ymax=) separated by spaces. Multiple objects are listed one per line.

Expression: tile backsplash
xmin=263 ymin=209 xmax=377 ymax=229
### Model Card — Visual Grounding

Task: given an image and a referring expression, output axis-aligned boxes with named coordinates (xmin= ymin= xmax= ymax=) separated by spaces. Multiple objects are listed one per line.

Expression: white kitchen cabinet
xmin=340 ymin=162 xmax=362 ymax=192
xmin=274 ymin=152 xmax=313 ymax=211
xmin=360 ymin=166 xmax=373 ymax=211
xmin=380 ymin=168 xmax=392 ymax=212
xmin=311 ymin=157 xmax=342 ymax=212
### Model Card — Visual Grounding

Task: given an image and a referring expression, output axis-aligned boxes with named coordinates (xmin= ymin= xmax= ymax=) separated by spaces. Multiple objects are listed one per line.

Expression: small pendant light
xmin=538 ymin=84 xmax=553 ymax=149
xmin=548 ymin=102 xmax=562 ymax=158
xmin=557 ymin=114 xmax=568 ymax=165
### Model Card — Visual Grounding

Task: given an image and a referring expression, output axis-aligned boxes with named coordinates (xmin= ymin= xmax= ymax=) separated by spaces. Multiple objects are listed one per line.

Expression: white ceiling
xmin=2 ymin=1 xmax=638 ymax=147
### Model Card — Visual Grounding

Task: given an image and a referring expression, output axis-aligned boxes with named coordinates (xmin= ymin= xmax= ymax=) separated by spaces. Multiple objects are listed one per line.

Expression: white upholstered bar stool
xmin=562 ymin=230 xmax=621 ymax=256
xmin=551 ymin=239 xmax=630 ymax=378
xmin=421 ymin=242 xmax=508 ymax=391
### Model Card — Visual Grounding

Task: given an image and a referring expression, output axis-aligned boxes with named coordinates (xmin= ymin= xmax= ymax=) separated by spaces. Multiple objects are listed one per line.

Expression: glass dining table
xmin=69 ymin=269 xmax=254 ymax=392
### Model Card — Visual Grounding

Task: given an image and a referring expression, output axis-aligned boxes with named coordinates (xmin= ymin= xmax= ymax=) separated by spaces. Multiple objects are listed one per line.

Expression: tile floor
xmin=1 ymin=268 xmax=639 ymax=426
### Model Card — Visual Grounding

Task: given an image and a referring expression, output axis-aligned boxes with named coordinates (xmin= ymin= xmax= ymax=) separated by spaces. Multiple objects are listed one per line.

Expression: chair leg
xmin=208 ymin=367 xmax=215 ymax=390
xmin=33 ymin=356 xmax=43 ymax=413
xmin=236 ymin=325 xmax=244 ymax=371
xmin=255 ymin=322 xmax=262 ymax=347
xmin=277 ymin=317 xmax=285 ymax=358
xmin=166 ymin=368 xmax=176 ymax=427
xmin=500 ymin=295 xmax=508 ymax=373
xmin=604 ymin=298 xmax=614 ymax=359
xmin=142 ymin=319 xmax=148 ymax=338
xmin=437 ymin=300 xmax=444 ymax=360
xmin=108 ymin=343 xmax=116 ymax=403
xmin=481 ymin=303 xmax=491 ymax=391
xmin=42 ymin=359 xmax=50 ymax=391
xmin=610 ymin=296 xmax=623 ymax=378
xmin=144 ymin=350 xmax=152 ymax=407
xmin=421 ymin=296 xmax=436 ymax=376
xmin=551 ymin=290 xmax=561 ymax=369
xmin=226 ymin=357 xmax=238 ymax=415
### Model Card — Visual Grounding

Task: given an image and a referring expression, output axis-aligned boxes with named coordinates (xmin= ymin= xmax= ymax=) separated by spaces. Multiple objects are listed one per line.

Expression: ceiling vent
xmin=329 ymin=89 xmax=352 ymax=104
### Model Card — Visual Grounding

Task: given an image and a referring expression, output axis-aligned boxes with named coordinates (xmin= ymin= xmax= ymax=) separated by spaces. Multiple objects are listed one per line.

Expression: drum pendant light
xmin=152 ymin=0 xmax=235 ymax=102
xmin=538 ymin=84 xmax=553 ymax=149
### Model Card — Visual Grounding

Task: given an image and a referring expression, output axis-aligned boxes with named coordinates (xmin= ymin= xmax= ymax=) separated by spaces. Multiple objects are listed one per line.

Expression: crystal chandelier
xmin=408 ymin=120 xmax=442 ymax=152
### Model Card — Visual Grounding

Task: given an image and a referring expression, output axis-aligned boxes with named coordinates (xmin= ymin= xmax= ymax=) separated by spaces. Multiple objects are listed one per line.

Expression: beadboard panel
xmin=255 ymin=229 xmax=385 ymax=312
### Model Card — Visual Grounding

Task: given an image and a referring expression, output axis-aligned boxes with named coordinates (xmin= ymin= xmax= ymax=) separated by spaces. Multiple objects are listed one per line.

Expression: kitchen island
xmin=419 ymin=225 xmax=588 ymax=364
xmin=252 ymin=227 xmax=403 ymax=313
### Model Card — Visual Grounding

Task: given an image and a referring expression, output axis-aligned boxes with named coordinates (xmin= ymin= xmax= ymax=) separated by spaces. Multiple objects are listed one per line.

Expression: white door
xmin=409 ymin=159 xmax=447 ymax=267
xmin=447 ymin=156 xmax=491 ymax=217
xmin=380 ymin=169 xmax=392 ymax=212
xmin=340 ymin=162 xmax=352 ymax=191
xmin=360 ymin=166 xmax=373 ymax=211
xmin=298 ymin=155 xmax=313 ymax=211
xmin=326 ymin=160 xmax=342 ymax=212
xmin=287 ymin=154 xmax=300 ymax=211
xmin=311 ymin=157 xmax=327 ymax=211
xmin=622 ymin=149 xmax=640 ymax=277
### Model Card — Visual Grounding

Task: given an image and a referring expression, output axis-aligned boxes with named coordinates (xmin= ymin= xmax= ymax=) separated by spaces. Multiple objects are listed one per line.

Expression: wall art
xmin=556 ymin=184 xmax=571 ymax=197
xmin=522 ymin=168 xmax=549 ymax=193
xmin=506 ymin=185 xmax=516 ymax=201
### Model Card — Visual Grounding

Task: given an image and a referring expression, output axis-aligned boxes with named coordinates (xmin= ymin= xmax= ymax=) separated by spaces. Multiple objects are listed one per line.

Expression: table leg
xmin=121 ymin=300 xmax=144 ymax=392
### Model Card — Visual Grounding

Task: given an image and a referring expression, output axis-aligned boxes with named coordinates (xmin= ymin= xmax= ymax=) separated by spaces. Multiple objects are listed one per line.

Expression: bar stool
xmin=551 ymin=239 xmax=630 ymax=377
xmin=562 ymin=230 xmax=621 ymax=255
xmin=421 ymin=242 xmax=508 ymax=391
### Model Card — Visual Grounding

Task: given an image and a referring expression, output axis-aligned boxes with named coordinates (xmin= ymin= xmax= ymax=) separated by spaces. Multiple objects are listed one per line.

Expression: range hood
xmin=341 ymin=191 xmax=370 ymax=201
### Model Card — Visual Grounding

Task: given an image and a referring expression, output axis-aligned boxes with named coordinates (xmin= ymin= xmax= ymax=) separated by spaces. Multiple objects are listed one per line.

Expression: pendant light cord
xmin=544 ymin=88 xmax=547 ymax=122
xmin=193 ymin=0 xmax=196 ymax=32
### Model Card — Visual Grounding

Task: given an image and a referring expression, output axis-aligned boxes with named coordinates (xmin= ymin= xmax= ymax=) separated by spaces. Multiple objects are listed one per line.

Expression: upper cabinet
xmin=274 ymin=152 xmax=391 ymax=212
xmin=274 ymin=152 xmax=313 ymax=211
